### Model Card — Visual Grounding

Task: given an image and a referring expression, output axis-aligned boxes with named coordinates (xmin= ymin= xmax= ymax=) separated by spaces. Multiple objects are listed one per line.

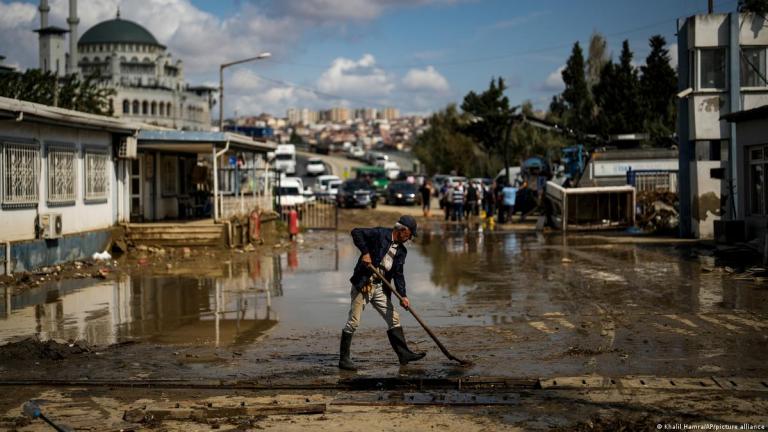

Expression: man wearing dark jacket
xmin=339 ymin=215 xmax=427 ymax=371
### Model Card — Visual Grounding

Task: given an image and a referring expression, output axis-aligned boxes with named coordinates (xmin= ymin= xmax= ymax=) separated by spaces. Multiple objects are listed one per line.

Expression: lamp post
xmin=218 ymin=52 xmax=271 ymax=131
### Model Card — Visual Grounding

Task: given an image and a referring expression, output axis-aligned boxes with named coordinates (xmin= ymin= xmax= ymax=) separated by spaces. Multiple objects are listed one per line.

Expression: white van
xmin=383 ymin=161 xmax=400 ymax=180
xmin=274 ymin=144 xmax=296 ymax=175
xmin=275 ymin=177 xmax=305 ymax=207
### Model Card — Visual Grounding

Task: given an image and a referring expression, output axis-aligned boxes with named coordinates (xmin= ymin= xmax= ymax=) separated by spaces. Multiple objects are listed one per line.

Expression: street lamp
xmin=218 ymin=52 xmax=271 ymax=131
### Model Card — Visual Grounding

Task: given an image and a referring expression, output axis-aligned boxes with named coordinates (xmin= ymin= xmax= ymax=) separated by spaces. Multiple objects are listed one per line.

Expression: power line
xmin=247 ymin=74 xmax=391 ymax=109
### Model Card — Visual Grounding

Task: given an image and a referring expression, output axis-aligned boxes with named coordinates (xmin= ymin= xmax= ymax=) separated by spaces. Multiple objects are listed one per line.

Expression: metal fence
xmin=279 ymin=200 xmax=338 ymax=231
xmin=626 ymin=170 xmax=678 ymax=193
xmin=218 ymin=167 xmax=274 ymax=219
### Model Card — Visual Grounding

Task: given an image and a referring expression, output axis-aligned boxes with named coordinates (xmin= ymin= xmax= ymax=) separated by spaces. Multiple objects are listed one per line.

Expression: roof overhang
xmin=137 ymin=130 xmax=276 ymax=154
xmin=721 ymin=105 xmax=768 ymax=123
xmin=0 ymin=96 xmax=142 ymax=134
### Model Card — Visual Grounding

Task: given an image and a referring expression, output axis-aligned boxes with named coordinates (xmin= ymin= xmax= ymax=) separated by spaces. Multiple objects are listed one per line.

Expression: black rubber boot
xmin=387 ymin=327 xmax=426 ymax=365
xmin=338 ymin=331 xmax=357 ymax=371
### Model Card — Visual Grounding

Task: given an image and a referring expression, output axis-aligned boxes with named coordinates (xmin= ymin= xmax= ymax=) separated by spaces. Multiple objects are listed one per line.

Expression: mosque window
xmin=151 ymin=102 xmax=157 ymax=115
xmin=132 ymin=100 xmax=139 ymax=114
xmin=123 ymin=100 xmax=130 ymax=114
xmin=142 ymin=101 xmax=148 ymax=115
xmin=159 ymin=103 xmax=165 ymax=116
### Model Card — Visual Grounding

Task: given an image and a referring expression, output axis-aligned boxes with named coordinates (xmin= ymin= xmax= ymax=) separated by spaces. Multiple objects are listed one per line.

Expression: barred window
xmin=47 ymin=146 xmax=77 ymax=204
xmin=85 ymin=149 xmax=109 ymax=201
xmin=2 ymin=142 xmax=40 ymax=207
xmin=161 ymin=155 xmax=178 ymax=196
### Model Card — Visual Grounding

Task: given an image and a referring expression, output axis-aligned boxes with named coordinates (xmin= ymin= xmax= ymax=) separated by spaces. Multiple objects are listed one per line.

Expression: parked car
xmin=384 ymin=181 xmax=418 ymax=206
xmin=347 ymin=146 xmax=365 ymax=160
xmin=314 ymin=174 xmax=341 ymax=193
xmin=432 ymin=174 xmax=448 ymax=197
xmin=337 ymin=179 xmax=378 ymax=209
xmin=373 ymin=153 xmax=389 ymax=167
xmin=305 ymin=158 xmax=326 ymax=176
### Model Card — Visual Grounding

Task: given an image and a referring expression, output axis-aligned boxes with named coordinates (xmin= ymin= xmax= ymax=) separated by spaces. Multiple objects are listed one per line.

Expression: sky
xmin=0 ymin=0 xmax=741 ymax=118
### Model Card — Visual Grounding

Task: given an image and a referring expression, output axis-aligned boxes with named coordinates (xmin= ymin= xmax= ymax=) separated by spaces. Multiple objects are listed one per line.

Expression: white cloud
xmin=268 ymin=0 xmax=462 ymax=22
xmin=539 ymin=65 xmax=565 ymax=92
xmin=402 ymin=66 xmax=450 ymax=93
xmin=316 ymin=54 xmax=395 ymax=98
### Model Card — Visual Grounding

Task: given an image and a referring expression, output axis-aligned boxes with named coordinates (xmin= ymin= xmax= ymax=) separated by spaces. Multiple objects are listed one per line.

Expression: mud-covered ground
xmin=1 ymin=209 xmax=767 ymax=431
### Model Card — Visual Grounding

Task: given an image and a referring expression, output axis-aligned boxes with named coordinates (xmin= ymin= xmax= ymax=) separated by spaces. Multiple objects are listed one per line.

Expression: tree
xmin=412 ymin=104 xmax=490 ymax=176
xmin=640 ymin=35 xmax=678 ymax=146
xmin=739 ymin=0 xmax=768 ymax=15
xmin=0 ymin=69 xmax=114 ymax=116
xmin=586 ymin=31 xmax=609 ymax=91
xmin=460 ymin=77 xmax=517 ymax=179
xmin=511 ymin=101 xmax=568 ymax=162
xmin=561 ymin=42 xmax=594 ymax=135
xmin=593 ymin=40 xmax=642 ymax=135
xmin=289 ymin=130 xmax=304 ymax=146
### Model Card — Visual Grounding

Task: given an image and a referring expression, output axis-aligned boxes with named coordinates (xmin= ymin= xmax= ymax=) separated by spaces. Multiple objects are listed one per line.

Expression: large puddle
xmin=0 ymin=228 xmax=764 ymax=347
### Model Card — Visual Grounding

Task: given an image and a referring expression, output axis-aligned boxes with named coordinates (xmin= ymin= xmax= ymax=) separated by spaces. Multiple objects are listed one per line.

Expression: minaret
xmin=35 ymin=0 xmax=68 ymax=76
xmin=39 ymin=0 xmax=49 ymax=28
xmin=67 ymin=0 xmax=79 ymax=75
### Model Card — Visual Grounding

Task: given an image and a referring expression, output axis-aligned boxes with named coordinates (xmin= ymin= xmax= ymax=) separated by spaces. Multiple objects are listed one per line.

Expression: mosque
xmin=35 ymin=0 xmax=214 ymax=130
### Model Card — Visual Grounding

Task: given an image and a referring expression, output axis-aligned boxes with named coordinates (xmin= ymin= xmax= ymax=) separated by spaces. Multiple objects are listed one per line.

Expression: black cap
xmin=398 ymin=215 xmax=417 ymax=237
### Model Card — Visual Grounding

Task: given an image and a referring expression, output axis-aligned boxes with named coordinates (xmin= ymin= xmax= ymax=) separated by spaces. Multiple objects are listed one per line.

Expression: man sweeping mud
xmin=339 ymin=215 xmax=427 ymax=370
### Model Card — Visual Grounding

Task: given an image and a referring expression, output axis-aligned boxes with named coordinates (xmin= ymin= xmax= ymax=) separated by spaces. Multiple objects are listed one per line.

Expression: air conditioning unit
xmin=40 ymin=213 xmax=63 ymax=239
xmin=118 ymin=136 xmax=138 ymax=159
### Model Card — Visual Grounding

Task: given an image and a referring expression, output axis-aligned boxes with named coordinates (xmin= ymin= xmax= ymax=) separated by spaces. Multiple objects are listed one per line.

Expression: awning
xmin=138 ymin=130 xmax=276 ymax=153
xmin=721 ymin=105 xmax=768 ymax=123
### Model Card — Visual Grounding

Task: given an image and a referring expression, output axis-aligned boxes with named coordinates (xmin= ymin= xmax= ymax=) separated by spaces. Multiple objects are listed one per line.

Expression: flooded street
xmin=1 ymin=223 xmax=767 ymax=430
xmin=1 ymin=225 xmax=766 ymax=378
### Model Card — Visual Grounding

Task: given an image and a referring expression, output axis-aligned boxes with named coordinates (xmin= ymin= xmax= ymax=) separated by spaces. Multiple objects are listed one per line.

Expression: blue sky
xmin=0 ymin=0 xmax=741 ymax=117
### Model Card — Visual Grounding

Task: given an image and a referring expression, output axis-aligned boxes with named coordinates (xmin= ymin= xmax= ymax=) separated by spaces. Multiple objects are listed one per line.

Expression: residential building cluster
xmin=229 ymin=107 xmax=424 ymax=152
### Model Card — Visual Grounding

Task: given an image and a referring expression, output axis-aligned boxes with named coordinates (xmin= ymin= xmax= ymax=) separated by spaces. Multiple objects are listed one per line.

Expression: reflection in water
xmin=0 ymin=254 xmax=283 ymax=347
xmin=1 ymin=229 xmax=765 ymax=346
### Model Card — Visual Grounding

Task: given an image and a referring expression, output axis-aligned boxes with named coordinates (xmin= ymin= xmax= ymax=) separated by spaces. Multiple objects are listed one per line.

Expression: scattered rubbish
xmin=91 ymin=251 xmax=112 ymax=261
xmin=636 ymin=190 xmax=679 ymax=233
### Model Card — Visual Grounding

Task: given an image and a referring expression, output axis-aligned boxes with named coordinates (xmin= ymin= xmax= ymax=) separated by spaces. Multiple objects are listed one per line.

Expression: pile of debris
xmin=0 ymin=337 xmax=93 ymax=361
xmin=636 ymin=191 xmax=679 ymax=233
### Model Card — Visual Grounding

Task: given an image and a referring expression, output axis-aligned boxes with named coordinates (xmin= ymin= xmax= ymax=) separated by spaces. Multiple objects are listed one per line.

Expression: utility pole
xmin=708 ymin=0 xmax=714 ymax=14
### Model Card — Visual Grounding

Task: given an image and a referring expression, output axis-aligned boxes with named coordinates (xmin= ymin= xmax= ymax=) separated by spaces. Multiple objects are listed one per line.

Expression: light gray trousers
xmin=343 ymin=283 xmax=401 ymax=334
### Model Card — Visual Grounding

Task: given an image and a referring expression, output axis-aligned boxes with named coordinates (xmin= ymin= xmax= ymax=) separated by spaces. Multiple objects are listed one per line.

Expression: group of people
xmin=425 ymin=179 xmax=526 ymax=224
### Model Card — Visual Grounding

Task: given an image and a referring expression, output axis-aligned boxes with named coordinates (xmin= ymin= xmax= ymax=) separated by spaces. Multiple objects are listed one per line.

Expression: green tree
xmin=739 ymin=0 xmax=768 ymax=15
xmin=640 ymin=35 xmax=678 ymax=146
xmin=561 ymin=42 xmax=594 ymax=134
xmin=460 ymin=77 xmax=517 ymax=179
xmin=593 ymin=40 xmax=642 ymax=135
xmin=289 ymin=130 xmax=304 ymax=146
xmin=0 ymin=69 xmax=114 ymax=115
xmin=413 ymin=104 xmax=490 ymax=176
xmin=511 ymin=101 xmax=568 ymax=162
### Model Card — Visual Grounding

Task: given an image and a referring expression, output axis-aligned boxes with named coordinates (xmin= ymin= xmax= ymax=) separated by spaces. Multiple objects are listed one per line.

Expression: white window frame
xmin=740 ymin=46 xmax=768 ymax=89
xmin=698 ymin=48 xmax=728 ymax=91
xmin=84 ymin=147 xmax=109 ymax=202
xmin=47 ymin=144 xmax=77 ymax=205
xmin=2 ymin=140 xmax=41 ymax=208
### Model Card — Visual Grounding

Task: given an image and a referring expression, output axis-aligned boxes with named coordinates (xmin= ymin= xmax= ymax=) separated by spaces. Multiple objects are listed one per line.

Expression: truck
xmin=274 ymin=144 xmax=296 ymax=175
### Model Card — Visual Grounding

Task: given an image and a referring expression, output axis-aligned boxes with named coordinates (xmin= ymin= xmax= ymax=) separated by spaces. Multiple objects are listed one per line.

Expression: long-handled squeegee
xmin=368 ymin=264 xmax=472 ymax=366
xmin=23 ymin=401 xmax=69 ymax=432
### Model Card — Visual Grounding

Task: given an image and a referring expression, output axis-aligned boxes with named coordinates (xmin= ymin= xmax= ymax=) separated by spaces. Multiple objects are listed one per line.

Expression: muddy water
xmin=0 ymin=227 xmax=764 ymax=354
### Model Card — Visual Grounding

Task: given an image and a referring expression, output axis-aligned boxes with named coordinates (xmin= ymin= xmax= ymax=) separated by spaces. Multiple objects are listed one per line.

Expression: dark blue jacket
xmin=349 ymin=227 xmax=408 ymax=297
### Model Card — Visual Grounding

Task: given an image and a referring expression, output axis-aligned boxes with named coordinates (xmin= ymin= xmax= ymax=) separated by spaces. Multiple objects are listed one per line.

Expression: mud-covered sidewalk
xmin=1 ymin=210 xmax=767 ymax=430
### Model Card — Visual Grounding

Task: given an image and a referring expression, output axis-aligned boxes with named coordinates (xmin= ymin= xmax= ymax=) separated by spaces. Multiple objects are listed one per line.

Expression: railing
xmin=279 ymin=200 xmax=338 ymax=231
xmin=218 ymin=167 xmax=274 ymax=219
xmin=626 ymin=169 xmax=678 ymax=193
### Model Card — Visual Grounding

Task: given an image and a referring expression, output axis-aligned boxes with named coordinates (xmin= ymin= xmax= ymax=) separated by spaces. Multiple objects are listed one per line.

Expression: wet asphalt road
xmin=1 ymin=222 xmax=766 ymax=387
